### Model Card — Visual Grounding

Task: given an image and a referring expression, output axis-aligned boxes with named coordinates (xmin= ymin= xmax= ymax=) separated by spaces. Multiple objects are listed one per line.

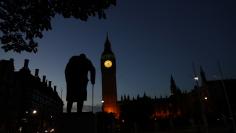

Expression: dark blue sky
xmin=0 ymin=0 xmax=236 ymax=108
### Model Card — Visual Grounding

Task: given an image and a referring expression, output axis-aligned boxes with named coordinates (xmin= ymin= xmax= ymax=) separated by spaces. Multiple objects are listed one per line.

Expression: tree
xmin=0 ymin=0 xmax=116 ymax=53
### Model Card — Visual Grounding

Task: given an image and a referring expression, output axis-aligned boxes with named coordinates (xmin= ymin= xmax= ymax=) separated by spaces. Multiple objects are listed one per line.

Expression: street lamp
xmin=192 ymin=63 xmax=208 ymax=133
xmin=25 ymin=111 xmax=29 ymax=114
xmin=101 ymin=100 xmax=104 ymax=112
xmin=32 ymin=110 xmax=37 ymax=115
xmin=50 ymin=128 xmax=55 ymax=132
xmin=194 ymin=76 xmax=199 ymax=81
xmin=19 ymin=126 xmax=23 ymax=133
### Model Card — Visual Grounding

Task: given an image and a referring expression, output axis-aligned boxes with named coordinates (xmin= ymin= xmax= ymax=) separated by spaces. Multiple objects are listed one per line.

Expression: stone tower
xmin=101 ymin=35 xmax=119 ymax=117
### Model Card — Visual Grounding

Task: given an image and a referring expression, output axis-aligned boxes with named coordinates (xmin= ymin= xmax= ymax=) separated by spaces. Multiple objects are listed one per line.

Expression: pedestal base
xmin=56 ymin=112 xmax=95 ymax=133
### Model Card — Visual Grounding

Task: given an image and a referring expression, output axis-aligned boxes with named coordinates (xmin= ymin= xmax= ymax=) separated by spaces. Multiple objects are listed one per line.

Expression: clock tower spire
xmin=101 ymin=35 xmax=119 ymax=117
xmin=104 ymin=33 xmax=112 ymax=52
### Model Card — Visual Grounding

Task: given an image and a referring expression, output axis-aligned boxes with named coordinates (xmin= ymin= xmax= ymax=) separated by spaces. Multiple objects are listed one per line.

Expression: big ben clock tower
xmin=101 ymin=35 xmax=119 ymax=117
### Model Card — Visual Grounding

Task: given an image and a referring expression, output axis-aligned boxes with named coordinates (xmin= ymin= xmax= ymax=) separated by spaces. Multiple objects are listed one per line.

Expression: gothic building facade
xmin=118 ymin=68 xmax=236 ymax=131
xmin=98 ymin=35 xmax=235 ymax=132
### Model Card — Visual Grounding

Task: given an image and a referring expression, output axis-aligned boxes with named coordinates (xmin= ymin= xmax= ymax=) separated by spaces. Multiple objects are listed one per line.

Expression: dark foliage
xmin=0 ymin=0 xmax=116 ymax=53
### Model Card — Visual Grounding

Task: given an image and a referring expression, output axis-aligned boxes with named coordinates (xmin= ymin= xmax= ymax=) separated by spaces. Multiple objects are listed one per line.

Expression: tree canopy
xmin=0 ymin=0 xmax=116 ymax=53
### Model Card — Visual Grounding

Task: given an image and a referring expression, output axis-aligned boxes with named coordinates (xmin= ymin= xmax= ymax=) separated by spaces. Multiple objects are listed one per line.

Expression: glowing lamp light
xmin=19 ymin=126 xmax=23 ymax=132
xmin=194 ymin=76 xmax=199 ymax=81
xmin=204 ymin=97 xmax=208 ymax=100
xmin=32 ymin=110 xmax=37 ymax=114
xmin=50 ymin=128 xmax=55 ymax=132
xmin=122 ymin=119 xmax=125 ymax=123
xmin=101 ymin=100 xmax=104 ymax=103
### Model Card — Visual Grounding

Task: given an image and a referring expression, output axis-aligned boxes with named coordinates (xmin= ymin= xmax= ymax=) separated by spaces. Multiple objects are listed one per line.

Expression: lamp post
xmin=92 ymin=85 xmax=94 ymax=113
xmin=101 ymin=100 xmax=104 ymax=112
xmin=192 ymin=63 xmax=208 ymax=133
xmin=194 ymin=76 xmax=208 ymax=133
xmin=32 ymin=110 xmax=37 ymax=115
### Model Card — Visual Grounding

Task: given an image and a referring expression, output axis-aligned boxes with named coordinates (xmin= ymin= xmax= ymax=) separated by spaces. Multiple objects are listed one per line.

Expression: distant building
xmin=118 ymin=68 xmax=236 ymax=131
xmin=119 ymin=76 xmax=186 ymax=121
xmin=0 ymin=59 xmax=63 ymax=132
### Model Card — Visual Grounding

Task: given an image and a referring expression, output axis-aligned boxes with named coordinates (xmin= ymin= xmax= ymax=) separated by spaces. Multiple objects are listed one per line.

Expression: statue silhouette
xmin=65 ymin=54 xmax=95 ymax=113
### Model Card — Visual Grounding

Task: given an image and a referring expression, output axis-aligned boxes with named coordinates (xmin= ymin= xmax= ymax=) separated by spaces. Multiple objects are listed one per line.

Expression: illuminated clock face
xmin=104 ymin=60 xmax=112 ymax=68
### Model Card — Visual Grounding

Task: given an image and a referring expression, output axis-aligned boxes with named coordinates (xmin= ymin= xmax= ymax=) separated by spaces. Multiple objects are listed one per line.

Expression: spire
xmin=200 ymin=66 xmax=207 ymax=85
xmin=170 ymin=75 xmax=177 ymax=95
xmin=104 ymin=33 xmax=112 ymax=51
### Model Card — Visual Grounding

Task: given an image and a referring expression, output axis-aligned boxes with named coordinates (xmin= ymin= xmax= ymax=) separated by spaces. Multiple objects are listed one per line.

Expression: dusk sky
xmin=0 ymin=0 xmax=236 ymax=109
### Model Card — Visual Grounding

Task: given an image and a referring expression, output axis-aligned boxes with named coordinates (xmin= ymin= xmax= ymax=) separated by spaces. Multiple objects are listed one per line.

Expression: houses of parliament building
xmin=100 ymin=36 xmax=236 ymax=132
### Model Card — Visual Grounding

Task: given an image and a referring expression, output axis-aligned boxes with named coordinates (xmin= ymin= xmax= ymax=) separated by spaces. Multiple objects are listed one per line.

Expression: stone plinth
xmin=56 ymin=112 xmax=96 ymax=133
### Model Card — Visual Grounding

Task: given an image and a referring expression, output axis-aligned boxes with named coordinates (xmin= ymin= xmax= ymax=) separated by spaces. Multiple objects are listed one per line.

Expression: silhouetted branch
xmin=0 ymin=0 xmax=116 ymax=53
